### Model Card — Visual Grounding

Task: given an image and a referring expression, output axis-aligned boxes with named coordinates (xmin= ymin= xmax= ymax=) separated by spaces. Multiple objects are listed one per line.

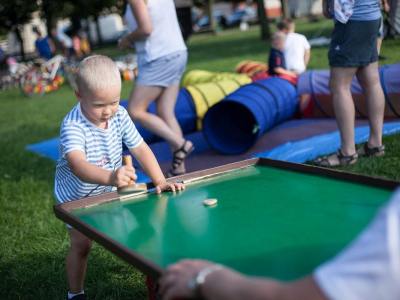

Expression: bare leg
xmin=156 ymin=84 xmax=193 ymax=174
xmin=330 ymin=67 xmax=358 ymax=156
xmin=66 ymin=229 xmax=92 ymax=293
xmin=356 ymin=62 xmax=385 ymax=148
xmin=156 ymin=84 xmax=184 ymax=141
xmin=128 ymin=85 xmax=184 ymax=149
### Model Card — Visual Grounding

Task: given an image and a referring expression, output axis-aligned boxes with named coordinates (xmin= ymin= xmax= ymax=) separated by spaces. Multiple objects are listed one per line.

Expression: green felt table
xmin=54 ymin=158 xmax=398 ymax=280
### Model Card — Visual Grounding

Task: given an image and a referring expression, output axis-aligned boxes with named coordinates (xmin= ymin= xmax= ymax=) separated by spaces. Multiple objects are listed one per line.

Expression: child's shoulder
xmin=61 ymin=104 xmax=85 ymax=127
xmin=115 ymin=104 xmax=130 ymax=119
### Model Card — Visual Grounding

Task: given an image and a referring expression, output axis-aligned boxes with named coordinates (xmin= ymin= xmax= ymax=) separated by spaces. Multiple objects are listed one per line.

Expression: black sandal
xmin=167 ymin=140 xmax=194 ymax=177
xmin=314 ymin=149 xmax=358 ymax=167
xmin=357 ymin=143 xmax=385 ymax=157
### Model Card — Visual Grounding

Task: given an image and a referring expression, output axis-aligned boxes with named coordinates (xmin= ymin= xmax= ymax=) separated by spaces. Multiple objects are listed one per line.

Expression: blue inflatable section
xmin=203 ymin=77 xmax=298 ymax=154
xmin=120 ymin=88 xmax=196 ymax=144
xmin=256 ymin=121 xmax=400 ymax=163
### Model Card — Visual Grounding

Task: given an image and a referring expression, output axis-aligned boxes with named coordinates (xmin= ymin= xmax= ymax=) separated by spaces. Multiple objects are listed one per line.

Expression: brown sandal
xmin=314 ymin=149 xmax=358 ymax=167
xmin=357 ymin=143 xmax=385 ymax=157
xmin=167 ymin=140 xmax=194 ymax=177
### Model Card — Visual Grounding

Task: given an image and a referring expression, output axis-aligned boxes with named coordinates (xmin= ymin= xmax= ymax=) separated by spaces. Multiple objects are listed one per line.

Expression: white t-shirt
xmin=124 ymin=0 xmax=187 ymax=63
xmin=314 ymin=189 xmax=400 ymax=300
xmin=284 ymin=32 xmax=311 ymax=74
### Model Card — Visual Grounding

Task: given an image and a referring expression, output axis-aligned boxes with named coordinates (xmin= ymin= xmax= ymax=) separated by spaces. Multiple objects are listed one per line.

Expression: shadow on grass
xmin=0 ymin=247 xmax=147 ymax=300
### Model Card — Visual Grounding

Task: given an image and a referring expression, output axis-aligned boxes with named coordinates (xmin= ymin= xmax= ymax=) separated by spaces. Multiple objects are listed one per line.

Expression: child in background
xmin=276 ymin=19 xmax=311 ymax=75
xmin=54 ymin=55 xmax=183 ymax=300
xmin=268 ymin=31 xmax=297 ymax=78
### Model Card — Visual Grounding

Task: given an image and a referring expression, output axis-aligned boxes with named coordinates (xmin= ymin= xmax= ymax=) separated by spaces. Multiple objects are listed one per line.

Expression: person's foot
xmin=314 ymin=150 xmax=358 ymax=167
xmin=67 ymin=294 xmax=87 ymax=300
xmin=357 ymin=143 xmax=385 ymax=157
xmin=167 ymin=140 xmax=194 ymax=177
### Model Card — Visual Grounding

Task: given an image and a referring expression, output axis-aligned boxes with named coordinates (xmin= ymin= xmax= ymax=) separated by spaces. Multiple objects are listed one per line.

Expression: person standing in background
xmin=118 ymin=0 xmax=194 ymax=177
xmin=315 ymin=0 xmax=385 ymax=167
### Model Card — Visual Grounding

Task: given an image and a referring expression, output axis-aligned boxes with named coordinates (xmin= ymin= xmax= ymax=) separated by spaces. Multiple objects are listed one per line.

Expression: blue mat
xmin=26 ymin=131 xmax=210 ymax=183
xmin=27 ymin=121 xmax=400 ymax=182
xmin=255 ymin=121 xmax=400 ymax=163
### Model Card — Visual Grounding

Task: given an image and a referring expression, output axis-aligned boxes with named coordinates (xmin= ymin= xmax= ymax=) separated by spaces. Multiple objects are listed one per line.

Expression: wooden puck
xmin=203 ymin=198 xmax=218 ymax=206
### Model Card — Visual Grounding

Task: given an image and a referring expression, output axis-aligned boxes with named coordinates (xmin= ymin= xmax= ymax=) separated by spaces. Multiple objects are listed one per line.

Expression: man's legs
xmin=330 ymin=66 xmax=358 ymax=156
xmin=356 ymin=62 xmax=385 ymax=148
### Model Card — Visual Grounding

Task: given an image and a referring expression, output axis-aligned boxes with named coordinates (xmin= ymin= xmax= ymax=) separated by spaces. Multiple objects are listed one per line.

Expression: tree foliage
xmin=0 ymin=0 xmax=38 ymax=30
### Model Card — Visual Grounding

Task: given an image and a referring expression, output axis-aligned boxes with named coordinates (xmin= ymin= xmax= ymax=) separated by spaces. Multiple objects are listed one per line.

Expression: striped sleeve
xmin=119 ymin=107 xmax=143 ymax=149
xmin=60 ymin=121 xmax=85 ymax=155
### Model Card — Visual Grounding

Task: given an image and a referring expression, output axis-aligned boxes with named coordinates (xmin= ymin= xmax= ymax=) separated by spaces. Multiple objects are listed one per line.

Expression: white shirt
xmin=314 ymin=189 xmax=400 ymax=300
xmin=284 ymin=32 xmax=311 ymax=74
xmin=124 ymin=0 xmax=187 ymax=63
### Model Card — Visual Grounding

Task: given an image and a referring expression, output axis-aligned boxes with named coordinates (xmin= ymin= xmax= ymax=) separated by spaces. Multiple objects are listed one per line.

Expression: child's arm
xmin=66 ymin=150 xmax=136 ymax=188
xmin=129 ymin=141 xmax=184 ymax=194
xmin=273 ymin=67 xmax=298 ymax=77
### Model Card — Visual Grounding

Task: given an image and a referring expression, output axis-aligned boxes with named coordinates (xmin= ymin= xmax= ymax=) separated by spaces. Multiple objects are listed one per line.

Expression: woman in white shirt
xmin=119 ymin=0 xmax=194 ymax=177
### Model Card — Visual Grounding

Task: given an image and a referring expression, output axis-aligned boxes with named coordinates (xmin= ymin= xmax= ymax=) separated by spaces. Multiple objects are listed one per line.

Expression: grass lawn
xmin=1 ymin=19 xmax=400 ymax=299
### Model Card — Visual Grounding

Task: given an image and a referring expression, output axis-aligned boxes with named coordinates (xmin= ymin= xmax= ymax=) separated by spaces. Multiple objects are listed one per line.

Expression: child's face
xmin=272 ymin=37 xmax=285 ymax=50
xmin=79 ymin=86 xmax=120 ymax=128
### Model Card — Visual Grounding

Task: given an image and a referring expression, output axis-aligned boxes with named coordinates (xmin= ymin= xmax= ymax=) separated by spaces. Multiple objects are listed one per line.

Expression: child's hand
xmin=155 ymin=181 xmax=185 ymax=194
xmin=111 ymin=166 xmax=137 ymax=187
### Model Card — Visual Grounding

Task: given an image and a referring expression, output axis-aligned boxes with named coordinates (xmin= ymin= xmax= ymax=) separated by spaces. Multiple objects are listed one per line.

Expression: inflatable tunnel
xmin=297 ymin=63 xmax=400 ymax=118
xmin=120 ymin=76 xmax=250 ymax=144
xmin=203 ymin=77 xmax=298 ymax=154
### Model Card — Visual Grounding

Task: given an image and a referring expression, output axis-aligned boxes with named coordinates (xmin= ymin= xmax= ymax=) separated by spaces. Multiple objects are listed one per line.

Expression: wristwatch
xmin=187 ymin=264 xmax=223 ymax=299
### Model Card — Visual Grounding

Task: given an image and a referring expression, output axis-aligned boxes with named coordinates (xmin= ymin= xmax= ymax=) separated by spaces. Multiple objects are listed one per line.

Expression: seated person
xmin=277 ymin=19 xmax=311 ymax=75
xmin=32 ymin=26 xmax=55 ymax=60
xmin=268 ymin=32 xmax=297 ymax=82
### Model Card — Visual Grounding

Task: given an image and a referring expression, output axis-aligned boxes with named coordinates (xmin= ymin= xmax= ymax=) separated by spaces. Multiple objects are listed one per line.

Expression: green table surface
xmin=73 ymin=165 xmax=391 ymax=280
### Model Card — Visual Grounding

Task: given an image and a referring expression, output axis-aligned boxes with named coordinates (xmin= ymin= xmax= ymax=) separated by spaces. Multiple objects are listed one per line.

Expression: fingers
xmin=159 ymin=260 xmax=212 ymax=300
xmin=114 ymin=166 xmax=137 ymax=187
xmin=156 ymin=182 xmax=185 ymax=193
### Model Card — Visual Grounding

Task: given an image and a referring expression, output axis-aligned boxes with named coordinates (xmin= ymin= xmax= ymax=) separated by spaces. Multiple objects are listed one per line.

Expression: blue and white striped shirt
xmin=55 ymin=103 xmax=143 ymax=203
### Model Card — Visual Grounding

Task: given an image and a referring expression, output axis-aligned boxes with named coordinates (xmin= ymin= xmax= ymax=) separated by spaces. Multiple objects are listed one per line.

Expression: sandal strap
xmin=337 ymin=149 xmax=358 ymax=163
xmin=364 ymin=143 xmax=385 ymax=156
xmin=173 ymin=140 xmax=192 ymax=156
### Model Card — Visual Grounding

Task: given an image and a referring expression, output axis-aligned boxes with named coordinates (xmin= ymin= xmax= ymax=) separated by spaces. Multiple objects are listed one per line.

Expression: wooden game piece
xmin=203 ymin=198 xmax=218 ymax=206
xmin=117 ymin=155 xmax=148 ymax=195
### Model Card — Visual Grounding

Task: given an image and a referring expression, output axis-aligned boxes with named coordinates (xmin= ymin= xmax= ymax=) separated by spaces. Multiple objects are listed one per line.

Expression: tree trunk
xmin=256 ymin=0 xmax=270 ymax=40
xmin=207 ymin=0 xmax=216 ymax=34
xmin=94 ymin=15 xmax=103 ymax=46
xmin=14 ymin=26 xmax=25 ymax=60
xmin=280 ymin=0 xmax=289 ymax=19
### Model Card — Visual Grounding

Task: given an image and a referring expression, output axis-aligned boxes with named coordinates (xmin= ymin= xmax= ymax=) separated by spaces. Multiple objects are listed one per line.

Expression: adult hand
xmin=118 ymin=35 xmax=133 ymax=49
xmin=155 ymin=181 xmax=185 ymax=194
xmin=159 ymin=260 xmax=218 ymax=300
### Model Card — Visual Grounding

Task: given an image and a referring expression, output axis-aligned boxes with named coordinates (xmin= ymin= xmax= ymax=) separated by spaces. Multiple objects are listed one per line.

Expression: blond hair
xmin=75 ymin=55 xmax=121 ymax=97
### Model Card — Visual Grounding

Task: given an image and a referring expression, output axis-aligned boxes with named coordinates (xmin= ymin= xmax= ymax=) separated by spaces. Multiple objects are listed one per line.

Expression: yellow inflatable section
xmin=186 ymin=78 xmax=252 ymax=129
xmin=182 ymin=69 xmax=251 ymax=87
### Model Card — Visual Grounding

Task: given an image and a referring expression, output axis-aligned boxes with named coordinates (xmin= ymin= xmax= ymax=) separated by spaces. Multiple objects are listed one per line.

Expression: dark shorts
xmin=329 ymin=19 xmax=381 ymax=67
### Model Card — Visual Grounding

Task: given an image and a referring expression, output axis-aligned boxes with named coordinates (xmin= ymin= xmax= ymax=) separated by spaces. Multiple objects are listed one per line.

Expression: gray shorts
xmin=136 ymin=51 xmax=188 ymax=87
xmin=329 ymin=19 xmax=380 ymax=67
